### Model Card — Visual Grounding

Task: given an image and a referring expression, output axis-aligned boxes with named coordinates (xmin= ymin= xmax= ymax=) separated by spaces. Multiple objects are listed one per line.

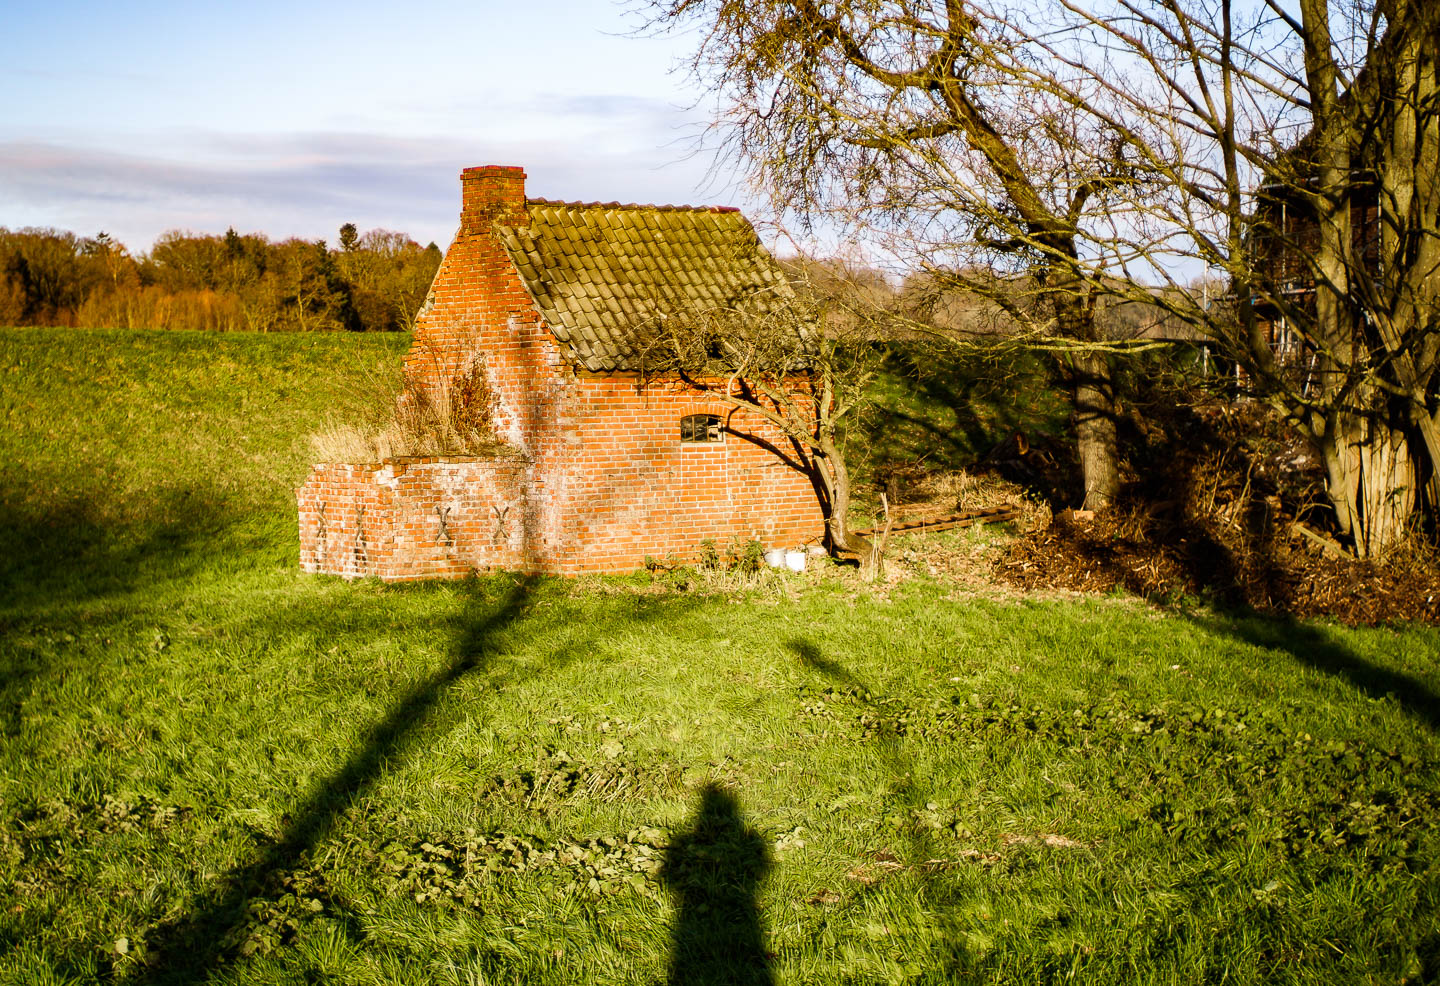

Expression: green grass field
xmin=2 ymin=327 xmax=1438 ymax=985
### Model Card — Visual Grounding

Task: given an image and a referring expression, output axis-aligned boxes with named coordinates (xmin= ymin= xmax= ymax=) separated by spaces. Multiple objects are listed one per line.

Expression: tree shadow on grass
xmin=131 ymin=576 xmax=544 ymax=985
xmin=0 ymin=484 xmax=248 ymax=612
xmin=787 ymin=638 xmax=935 ymax=834
xmin=786 ymin=638 xmax=919 ymax=816
xmin=0 ymin=484 xmax=246 ymax=748
xmin=1192 ymin=611 xmax=1440 ymax=735
xmin=661 ymin=783 xmax=774 ymax=986
xmin=788 ymin=638 xmax=868 ymax=692
xmin=785 ymin=637 xmax=982 ymax=975
xmin=853 ymin=346 xmax=1076 ymax=507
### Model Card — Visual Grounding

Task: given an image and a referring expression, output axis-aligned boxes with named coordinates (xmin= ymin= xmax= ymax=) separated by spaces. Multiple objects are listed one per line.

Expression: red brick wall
xmin=298 ymin=165 xmax=823 ymax=579
xmin=405 ymin=164 xmax=541 ymax=397
xmin=297 ymin=457 xmax=537 ymax=579
xmin=548 ymin=376 xmax=822 ymax=573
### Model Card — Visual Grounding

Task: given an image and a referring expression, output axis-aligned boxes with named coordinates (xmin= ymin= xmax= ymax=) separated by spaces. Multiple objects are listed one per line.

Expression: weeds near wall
xmin=644 ymin=536 xmax=782 ymax=593
xmin=309 ymin=358 xmax=510 ymax=461
xmin=444 ymin=360 xmax=496 ymax=450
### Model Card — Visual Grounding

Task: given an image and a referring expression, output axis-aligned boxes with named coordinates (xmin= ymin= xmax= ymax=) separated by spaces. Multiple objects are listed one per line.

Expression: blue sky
xmin=0 ymin=0 xmax=739 ymax=251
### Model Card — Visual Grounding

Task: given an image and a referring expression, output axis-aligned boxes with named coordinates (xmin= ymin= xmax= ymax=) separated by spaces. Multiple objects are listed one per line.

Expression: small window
xmin=680 ymin=413 xmax=723 ymax=444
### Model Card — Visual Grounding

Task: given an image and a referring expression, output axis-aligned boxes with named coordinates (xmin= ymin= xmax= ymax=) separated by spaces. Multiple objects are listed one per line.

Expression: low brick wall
xmin=297 ymin=444 xmax=822 ymax=579
xmin=297 ymin=456 xmax=540 ymax=580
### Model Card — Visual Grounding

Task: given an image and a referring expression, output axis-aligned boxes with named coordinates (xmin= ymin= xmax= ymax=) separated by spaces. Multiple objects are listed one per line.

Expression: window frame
xmin=680 ymin=412 xmax=725 ymax=445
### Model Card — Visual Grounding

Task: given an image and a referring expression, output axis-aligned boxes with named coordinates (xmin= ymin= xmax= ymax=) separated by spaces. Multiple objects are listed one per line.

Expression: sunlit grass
xmin=0 ymin=328 xmax=1437 ymax=985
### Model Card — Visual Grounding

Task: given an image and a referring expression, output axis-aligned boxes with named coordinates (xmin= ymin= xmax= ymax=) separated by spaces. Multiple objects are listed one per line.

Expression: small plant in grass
xmin=643 ymin=552 xmax=683 ymax=573
xmin=697 ymin=538 xmax=721 ymax=570
xmin=644 ymin=537 xmax=780 ymax=593
xmin=724 ymin=535 xmax=765 ymax=573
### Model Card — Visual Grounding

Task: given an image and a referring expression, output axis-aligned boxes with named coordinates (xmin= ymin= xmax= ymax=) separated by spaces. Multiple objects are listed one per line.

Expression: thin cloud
xmin=530 ymin=93 xmax=687 ymax=121
xmin=0 ymin=131 xmax=749 ymax=251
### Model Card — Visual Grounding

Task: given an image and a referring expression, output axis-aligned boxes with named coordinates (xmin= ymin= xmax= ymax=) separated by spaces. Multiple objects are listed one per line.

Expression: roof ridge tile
xmin=527 ymin=197 xmax=741 ymax=214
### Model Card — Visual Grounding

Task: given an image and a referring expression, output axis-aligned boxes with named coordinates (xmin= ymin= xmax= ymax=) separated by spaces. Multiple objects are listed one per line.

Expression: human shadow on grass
xmin=661 ymin=783 xmax=774 ymax=986
xmin=1193 ymin=611 xmax=1440 ymax=734
xmin=131 ymin=576 xmax=544 ymax=985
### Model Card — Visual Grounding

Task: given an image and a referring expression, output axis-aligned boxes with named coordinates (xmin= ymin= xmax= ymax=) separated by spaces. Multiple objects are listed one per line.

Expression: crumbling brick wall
xmin=297 ymin=457 xmax=537 ymax=579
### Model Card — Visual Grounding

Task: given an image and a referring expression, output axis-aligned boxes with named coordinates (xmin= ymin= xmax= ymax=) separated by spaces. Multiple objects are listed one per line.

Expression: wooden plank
xmin=853 ymin=504 xmax=1019 ymax=538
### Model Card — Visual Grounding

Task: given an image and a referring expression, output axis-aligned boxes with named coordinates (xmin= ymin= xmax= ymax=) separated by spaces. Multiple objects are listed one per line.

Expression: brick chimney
xmin=460 ymin=165 xmax=527 ymax=236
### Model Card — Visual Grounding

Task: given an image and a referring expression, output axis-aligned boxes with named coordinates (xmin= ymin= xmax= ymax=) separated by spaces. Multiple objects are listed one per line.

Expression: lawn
xmin=1 ymin=327 xmax=1438 ymax=985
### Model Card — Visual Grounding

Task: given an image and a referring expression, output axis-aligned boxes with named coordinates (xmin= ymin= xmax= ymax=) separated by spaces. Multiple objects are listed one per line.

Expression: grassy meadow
xmin=1 ymin=327 xmax=1438 ymax=985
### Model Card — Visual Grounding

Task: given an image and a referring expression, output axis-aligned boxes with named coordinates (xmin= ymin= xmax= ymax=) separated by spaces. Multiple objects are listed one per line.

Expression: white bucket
xmin=784 ymin=549 xmax=806 ymax=572
xmin=763 ymin=548 xmax=787 ymax=568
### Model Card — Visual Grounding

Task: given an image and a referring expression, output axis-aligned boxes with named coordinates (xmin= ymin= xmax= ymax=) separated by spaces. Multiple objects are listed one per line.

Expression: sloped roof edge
xmin=497 ymin=198 xmax=793 ymax=373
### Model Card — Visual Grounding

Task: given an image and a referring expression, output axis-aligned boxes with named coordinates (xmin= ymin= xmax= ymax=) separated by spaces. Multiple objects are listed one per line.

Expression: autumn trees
xmin=646 ymin=0 xmax=1440 ymax=555
xmin=0 ymin=225 xmax=442 ymax=334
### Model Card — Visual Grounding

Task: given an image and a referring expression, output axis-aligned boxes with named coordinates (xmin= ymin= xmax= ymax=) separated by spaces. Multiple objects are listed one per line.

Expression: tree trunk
xmin=1071 ymin=351 xmax=1121 ymax=511
xmin=815 ymin=447 xmax=871 ymax=556
xmin=1319 ymin=409 xmax=1418 ymax=558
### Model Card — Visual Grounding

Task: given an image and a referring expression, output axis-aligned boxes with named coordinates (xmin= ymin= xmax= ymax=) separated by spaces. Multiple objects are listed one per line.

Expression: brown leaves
xmin=844 ymin=848 xmax=907 ymax=885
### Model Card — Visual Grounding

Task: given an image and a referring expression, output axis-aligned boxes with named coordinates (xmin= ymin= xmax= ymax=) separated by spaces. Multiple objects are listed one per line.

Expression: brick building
xmin=297 ymin=166 xmax=824 ymax=578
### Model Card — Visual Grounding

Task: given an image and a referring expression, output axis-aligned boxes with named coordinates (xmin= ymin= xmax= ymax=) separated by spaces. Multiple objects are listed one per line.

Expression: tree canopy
xmin=645 ymin=0 xmax=1440 ymax=554
xmin=0 ymin=225 xmax=442 ymax=333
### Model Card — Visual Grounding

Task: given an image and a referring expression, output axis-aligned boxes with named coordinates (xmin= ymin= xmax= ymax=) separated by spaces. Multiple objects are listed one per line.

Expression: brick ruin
xmin=297 ymin=166 xmax=824 ymax=578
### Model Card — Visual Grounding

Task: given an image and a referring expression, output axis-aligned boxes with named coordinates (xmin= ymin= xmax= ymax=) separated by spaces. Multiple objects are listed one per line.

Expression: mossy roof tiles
xmin=496 ymin=199 xmax=792 ymax=372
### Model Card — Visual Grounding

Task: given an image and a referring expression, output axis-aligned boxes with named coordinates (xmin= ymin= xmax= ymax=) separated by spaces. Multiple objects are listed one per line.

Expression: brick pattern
xmin=549 ymin=376 xmax=821 ymax=573
xmin=297 ymin=457 xmax=537 ymax=579
xmin=298 ymin=164 xmax=823 ymax=579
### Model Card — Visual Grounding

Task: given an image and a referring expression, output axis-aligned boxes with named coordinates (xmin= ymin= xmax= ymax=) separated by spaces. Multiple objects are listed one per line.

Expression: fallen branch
xmin=1290 ymin=521 xmax=1350 ymax=559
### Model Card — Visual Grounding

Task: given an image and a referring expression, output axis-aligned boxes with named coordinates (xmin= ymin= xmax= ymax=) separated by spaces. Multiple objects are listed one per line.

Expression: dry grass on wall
xmin=309 ymin=359 xmax=513 ymax=463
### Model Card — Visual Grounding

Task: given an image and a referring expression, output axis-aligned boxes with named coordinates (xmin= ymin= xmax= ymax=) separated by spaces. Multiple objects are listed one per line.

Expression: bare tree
xmin=641 ymin=0 xmax=1187 ymax=510
xmin=636 ymin=273 xmax=888 ymax=555
xmin=1051 ymin=0 xmax=1440 ymax=555
xmin=645 ymin=0 xmax=1440 ymax=555
xmin=1241 ymin=0 xmax=1440 ymax=555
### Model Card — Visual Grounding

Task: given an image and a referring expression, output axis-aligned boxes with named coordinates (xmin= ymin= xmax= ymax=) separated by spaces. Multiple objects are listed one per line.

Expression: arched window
xmin=680 ymin=413 xmax=723 ymax=444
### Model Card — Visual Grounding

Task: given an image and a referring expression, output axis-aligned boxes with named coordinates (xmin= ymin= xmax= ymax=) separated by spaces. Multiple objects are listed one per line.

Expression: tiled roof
xmin=496 ymin=199 xmax=794 ymax=372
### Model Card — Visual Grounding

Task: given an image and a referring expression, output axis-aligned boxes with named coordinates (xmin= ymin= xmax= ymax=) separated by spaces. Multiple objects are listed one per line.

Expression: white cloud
xmin=0 ymin=125 xmax=752 ymax=253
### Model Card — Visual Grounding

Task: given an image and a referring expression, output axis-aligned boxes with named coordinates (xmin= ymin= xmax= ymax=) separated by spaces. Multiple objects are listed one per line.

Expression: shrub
xmin=308 ymin=358 xmax=511 ymax=462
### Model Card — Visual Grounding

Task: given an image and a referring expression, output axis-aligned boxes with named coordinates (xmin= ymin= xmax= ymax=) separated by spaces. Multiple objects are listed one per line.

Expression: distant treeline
xmin=0 ymin=224 xmax=443 ymax=332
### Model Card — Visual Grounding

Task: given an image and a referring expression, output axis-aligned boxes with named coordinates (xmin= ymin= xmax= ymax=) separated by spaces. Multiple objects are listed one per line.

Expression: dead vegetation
xmin=998 ymin=512 xmax=1440 ymax=624
xmin=847 ymin=367 xmax=1440 ymax=624
xmin=309 ymin=359 xmax=512 ymax=462
xmin=991 ymin=400 xmax=1440 ymax=625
